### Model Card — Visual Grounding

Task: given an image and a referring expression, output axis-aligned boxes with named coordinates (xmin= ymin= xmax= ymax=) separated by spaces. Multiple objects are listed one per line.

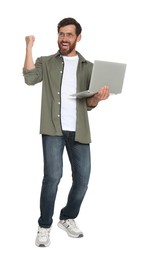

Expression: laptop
xmin=71 ymin=60 xmax=127 ymax=98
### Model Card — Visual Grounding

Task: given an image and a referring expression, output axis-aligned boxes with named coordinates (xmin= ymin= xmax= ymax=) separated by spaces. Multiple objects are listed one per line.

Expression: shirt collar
xmin=54 ymin=50 xmax=87 ymax=63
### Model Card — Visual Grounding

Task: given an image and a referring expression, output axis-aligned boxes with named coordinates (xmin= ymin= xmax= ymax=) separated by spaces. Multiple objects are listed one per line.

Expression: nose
xmin=62 ymin=34 xmax=68 ymax=40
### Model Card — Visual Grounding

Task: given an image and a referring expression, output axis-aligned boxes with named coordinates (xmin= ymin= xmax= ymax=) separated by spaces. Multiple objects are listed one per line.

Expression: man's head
xmin=57 ymin=17 xmax=82 ymax=36
xmin=57 ymin=17 xmax=82 ymax=56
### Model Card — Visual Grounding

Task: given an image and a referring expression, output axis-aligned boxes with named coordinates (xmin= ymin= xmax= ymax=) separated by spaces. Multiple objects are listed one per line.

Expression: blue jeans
xmin=38 ymin=131 xmax=91 ymax=228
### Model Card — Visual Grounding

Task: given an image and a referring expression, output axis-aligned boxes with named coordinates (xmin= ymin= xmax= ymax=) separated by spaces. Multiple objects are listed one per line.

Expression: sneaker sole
xmin=57 ymin=222 xmax=83 ymax=238
xmin=35 ymin=240 xmax=51 ymax=247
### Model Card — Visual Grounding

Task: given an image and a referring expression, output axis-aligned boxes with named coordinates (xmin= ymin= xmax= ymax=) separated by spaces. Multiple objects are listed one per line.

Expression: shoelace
xmin=65 ymin=219 xmax=78 ymax=229
xmin=38 ymin=228 xmax=50 ymax=237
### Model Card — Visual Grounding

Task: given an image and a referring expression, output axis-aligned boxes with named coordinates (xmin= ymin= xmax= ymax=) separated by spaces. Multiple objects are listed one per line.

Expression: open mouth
xmin=61 ymin=42 xmax=70 ymax=49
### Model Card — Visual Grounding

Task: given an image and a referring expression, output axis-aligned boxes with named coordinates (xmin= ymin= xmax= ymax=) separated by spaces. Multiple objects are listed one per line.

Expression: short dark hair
xmin=57 ymin=17 xmax=82 ymax=36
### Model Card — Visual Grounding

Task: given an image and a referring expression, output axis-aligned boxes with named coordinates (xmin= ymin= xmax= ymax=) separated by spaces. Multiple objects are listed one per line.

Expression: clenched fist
xmin=25 ymin=35 xmax=35 ymax=49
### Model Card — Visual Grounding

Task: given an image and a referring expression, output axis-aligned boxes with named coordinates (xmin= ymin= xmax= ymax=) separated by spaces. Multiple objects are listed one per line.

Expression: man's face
xmin=58 ymin=25 xmax=81 ymax=56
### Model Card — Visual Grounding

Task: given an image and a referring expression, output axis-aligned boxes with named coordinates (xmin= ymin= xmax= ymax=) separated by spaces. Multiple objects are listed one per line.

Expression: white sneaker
xmin=57 ymin=219 xmax=83 ymax=238
xmin=35 ymin=226 xmax=51 ymax=247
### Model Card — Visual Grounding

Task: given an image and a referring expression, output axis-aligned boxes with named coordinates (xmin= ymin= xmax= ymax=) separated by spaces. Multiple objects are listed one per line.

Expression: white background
xmin=0 ymin=0 xmax=146 ymax=259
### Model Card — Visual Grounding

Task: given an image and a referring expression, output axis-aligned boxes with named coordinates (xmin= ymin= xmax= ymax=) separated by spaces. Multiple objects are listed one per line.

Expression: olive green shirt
xmin=23 ymin=51 xmax=93 ymax=144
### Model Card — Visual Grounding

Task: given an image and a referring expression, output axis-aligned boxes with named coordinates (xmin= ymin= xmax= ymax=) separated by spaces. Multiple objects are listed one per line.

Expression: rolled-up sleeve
xmin=23 ymin=57 xmax=43 ymax=85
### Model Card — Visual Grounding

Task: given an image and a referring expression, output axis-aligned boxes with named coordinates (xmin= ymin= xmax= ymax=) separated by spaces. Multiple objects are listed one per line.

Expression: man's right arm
xmin=23 ymin=35 xmax=35 ymax=70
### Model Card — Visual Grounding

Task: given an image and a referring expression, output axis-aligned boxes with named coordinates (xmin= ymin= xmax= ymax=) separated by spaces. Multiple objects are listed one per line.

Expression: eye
xmin=67 ymin=33 xmax=73 ymax=38
xmin=59 ymin=32 xmax=64 ymax=37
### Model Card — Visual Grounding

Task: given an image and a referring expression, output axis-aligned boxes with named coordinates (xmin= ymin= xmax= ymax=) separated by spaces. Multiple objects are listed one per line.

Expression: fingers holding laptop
xmin=95 ymin=85 xmax=110 ymax=101
xmin=86 ymin=85 xmax=109 ymax=108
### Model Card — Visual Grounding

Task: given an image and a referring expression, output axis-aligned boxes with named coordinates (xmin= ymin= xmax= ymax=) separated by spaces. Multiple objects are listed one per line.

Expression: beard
xmin=58 ymin=40 xmax=77 ymax=56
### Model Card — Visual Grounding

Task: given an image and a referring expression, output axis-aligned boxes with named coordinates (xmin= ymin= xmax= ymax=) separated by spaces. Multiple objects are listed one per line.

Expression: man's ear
xmin=77 ymin=34 xmax=81 ymax=42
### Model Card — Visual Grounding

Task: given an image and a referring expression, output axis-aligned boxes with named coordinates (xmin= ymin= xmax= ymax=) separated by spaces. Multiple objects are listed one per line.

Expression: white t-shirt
xmin=61 ymin=55 xmax=79 ymax=131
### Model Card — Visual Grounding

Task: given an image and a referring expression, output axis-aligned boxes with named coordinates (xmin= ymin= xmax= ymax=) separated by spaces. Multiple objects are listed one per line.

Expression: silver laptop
xmin=71 ymin=60 xmax=127 ymax=98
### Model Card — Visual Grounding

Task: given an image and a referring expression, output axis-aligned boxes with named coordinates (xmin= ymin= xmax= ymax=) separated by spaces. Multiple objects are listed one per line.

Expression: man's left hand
xmin=86 ymin=85 xmax=110 ymax=107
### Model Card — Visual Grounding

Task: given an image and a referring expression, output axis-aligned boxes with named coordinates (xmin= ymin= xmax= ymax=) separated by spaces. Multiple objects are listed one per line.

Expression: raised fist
xmin=25 ymin=35 xmax=35 ymax=48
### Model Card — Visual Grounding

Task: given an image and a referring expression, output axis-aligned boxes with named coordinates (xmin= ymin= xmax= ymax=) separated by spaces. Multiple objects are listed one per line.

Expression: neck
xmin=60 ymin=50 xmax=77 ymax=57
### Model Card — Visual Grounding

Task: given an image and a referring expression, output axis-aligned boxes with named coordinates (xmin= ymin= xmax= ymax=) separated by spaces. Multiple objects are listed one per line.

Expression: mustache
xmin=60 ymin=41 xmax=70 ymax=44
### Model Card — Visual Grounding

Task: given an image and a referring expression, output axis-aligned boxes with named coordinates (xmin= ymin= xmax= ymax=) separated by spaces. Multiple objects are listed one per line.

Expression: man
xmin=23 ymin=17 xmax=109 ymax=247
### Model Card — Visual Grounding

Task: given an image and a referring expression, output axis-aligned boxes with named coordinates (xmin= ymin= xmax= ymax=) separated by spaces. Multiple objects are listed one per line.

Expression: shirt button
xmin=60 ymin=71 xmax=62 ymax=73
xmin=58 ymin=102 xmax=60 ymax=105
xmin=57 ymin=92 xmax=60 ymax=95
xmin=58 ymin=114 xmax=60 ymax=118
